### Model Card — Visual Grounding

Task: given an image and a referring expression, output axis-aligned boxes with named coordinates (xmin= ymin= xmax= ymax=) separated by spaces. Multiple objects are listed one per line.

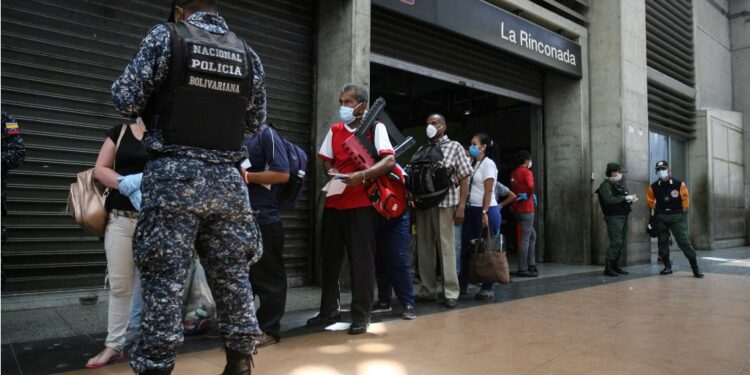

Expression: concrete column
xmin=588 ymin=0 xmax=651 ymax=265
xmin=691 ymin=110 xmax=745 ymax=249
xmin=313 ymin=0 xmax=371 ymax=285
xmin=730 ymin=0 xmax=750 ymax=244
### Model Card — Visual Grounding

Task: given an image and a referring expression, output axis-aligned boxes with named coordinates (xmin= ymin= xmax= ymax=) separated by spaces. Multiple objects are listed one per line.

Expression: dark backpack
xmin=405 ymin=141 xmax=454 ymax=209
xmin=258 ymin=125 xmax=309 ymax=210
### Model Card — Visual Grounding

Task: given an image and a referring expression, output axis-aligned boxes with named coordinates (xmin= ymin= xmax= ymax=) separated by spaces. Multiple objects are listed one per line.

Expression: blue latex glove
xmin=117 ymin=173 xmax=143 ymax=211
xmin=517 ymin=193 xmax=528 ymax=202
xmin=533 ymin=193 xmax=538 ymax=207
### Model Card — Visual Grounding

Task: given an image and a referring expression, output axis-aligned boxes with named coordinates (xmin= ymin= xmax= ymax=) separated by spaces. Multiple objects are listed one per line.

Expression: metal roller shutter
xmin=1 ymin=0 xmax=314 ymax=293
xmin=371 ymin=6 xmax=544 ymax=103
xmin=645 ymin=0 xmax=696 ymax=138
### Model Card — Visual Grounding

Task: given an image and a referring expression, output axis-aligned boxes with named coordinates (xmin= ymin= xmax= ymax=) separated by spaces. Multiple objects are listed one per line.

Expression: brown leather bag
xmin=468 ymin=229 xmax=511 ymax=284
xmin=66 ymin=125 xmax=127 ymax=236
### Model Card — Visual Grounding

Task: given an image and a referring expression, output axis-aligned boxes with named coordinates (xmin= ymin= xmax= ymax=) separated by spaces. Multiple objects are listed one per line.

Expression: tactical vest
xmin=598 ymin=180 xmax=631 ymax=216
xmin=142 ymin=21 xmax=252 ymax=151
xmin=651 ymin=178 xmax=683 ymax=213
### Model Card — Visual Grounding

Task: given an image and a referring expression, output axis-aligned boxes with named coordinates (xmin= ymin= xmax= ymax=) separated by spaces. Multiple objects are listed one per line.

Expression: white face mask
xmin=527 ymin=161 xmax=533 ymax=169
xmin=338 ymin=103 xmax=362 ymax=125
xmin=657 ymin=170 xmax=669 ymax=180
xmin=611 ymin=173 xmax=623 ymax=182
xmin=426 ymin=124 xmax=440 ymax=139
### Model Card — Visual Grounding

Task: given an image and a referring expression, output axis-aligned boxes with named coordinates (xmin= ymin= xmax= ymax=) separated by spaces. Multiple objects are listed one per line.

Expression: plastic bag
xmin=183 ymin=258 xmax=216 ymax=335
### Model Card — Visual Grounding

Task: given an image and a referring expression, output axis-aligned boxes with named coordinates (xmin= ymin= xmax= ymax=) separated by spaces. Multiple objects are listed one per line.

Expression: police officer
xmin=596 ymin=163 xmax=637 ymax=277
xmin=646 ymin=161 xmax=703 ymax=278
xmin=111 ymin=1 xmax=266 ymax=373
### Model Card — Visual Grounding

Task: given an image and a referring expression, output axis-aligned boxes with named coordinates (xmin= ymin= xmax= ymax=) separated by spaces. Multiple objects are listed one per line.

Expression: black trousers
xmin=250 ymin=222 xmax=287 ymax=339
xmin=320 ymin=206 xmax=377 ymax=323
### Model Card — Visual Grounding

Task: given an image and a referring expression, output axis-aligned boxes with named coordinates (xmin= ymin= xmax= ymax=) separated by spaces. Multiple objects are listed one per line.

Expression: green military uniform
xmin=596 ymin=163 xmax=632 ymax=276
xmin=648 ymin=160 xmax=703 ymax=278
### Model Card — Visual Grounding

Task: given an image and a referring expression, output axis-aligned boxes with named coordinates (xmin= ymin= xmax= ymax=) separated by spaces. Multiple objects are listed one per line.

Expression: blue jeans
xmin=460 ymin=206 xmax=501 ymax=292
xmin=125 ymin=268 xmax=143 ymax=347
xmin=375 ymin=212 xmax=415 ymax=307
xmin=455 ymin=225 xmax=462 ymax=274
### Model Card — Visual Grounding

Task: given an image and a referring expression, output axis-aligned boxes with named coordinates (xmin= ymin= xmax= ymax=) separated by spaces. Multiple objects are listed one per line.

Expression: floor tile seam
xmin=9 ymin=342 xmax=24 ymax=375
xmin=520 ymin=319 xmax=626 ymax=374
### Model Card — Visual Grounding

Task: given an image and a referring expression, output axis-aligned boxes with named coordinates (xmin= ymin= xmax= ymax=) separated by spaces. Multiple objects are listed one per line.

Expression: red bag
xmin=366 ymin=167 xmax=408 ymax=219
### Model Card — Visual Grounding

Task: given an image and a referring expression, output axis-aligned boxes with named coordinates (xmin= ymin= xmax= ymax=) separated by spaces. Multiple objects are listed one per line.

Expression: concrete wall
xmin=313 ymin=0 xmax=371 ymax=285
xmin=691 ymin=110 xmax=745 ymax=249
xmin=730 ymin=0 xmax=750 ymax=243
xmin=588 ymin=0 xmax=651 ymax=265
xmin=694 ymin=0 xmax=734 ymax=110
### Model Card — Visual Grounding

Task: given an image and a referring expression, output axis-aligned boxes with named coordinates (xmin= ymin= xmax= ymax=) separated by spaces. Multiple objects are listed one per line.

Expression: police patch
xmin=670 ymin=190 xmax=679 ymax=198
xmin=5 ymin=122 xmax=20 ymax=135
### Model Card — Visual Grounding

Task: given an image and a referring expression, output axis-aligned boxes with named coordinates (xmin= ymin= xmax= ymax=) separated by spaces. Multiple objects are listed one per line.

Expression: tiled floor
xmin=58 ymin=271 xmax=750 ymax=375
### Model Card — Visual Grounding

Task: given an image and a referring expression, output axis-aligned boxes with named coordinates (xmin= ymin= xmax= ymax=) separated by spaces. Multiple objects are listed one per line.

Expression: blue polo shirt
xmin=244 ymin=127 xmax=290 ymax=225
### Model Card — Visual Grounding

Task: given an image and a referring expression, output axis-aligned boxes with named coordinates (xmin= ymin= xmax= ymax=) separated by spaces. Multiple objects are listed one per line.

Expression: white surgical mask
xmin=657 ymin=170 xmax=669 ymax=179
xmin=426 ymin=124 xmax=438 ymax=138
xmin=338 ymin=103 xmax=362 ymax=125
xmin=527 ymin=161 xmax=533 ymax=169
xmin=611 ymin=173 xmax=623 ymax=182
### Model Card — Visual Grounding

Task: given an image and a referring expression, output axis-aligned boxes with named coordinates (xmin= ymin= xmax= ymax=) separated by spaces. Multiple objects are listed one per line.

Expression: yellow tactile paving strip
xmin=60 ymin=273 xmax=750 ymax=375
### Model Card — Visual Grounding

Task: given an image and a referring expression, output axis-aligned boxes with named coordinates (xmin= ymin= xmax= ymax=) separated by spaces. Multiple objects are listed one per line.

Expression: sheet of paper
xmin=325 ymin=179 xmax=347 ymax=197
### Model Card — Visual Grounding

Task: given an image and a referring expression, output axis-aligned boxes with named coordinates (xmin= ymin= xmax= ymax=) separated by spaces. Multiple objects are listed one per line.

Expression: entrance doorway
xmin=370 ymin=63 xmax=539 ymax=254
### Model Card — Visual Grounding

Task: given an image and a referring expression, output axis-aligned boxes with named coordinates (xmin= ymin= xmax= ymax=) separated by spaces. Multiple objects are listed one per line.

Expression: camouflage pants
xmin=130 ymin=157 xmax=263 ymax=373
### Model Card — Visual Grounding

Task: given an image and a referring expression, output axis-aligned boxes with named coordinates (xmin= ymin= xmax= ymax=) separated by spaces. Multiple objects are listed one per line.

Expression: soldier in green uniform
xmin=596 ymin=163 xmax=637 ymax=277
xmin=646 ymin=160 xmax=703 ymax=278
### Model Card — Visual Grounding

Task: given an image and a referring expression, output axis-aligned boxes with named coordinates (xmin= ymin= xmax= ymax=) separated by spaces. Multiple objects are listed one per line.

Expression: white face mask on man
xmin=610 ymin=173 xmax=623 ymax=182
xmin=426 ymin=124 xmax=444 ymax=139
xmin=339 ymin=103 xmax=362 ymax=125
xmin=657 ymin=170 xmax=669 ymax=180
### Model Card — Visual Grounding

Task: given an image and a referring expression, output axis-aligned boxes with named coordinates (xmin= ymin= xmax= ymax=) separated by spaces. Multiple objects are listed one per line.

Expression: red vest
xmin=510 ymin=166 xmax=535 ymax=213
xmin=321 ymin=122 xmax=372 ymax=210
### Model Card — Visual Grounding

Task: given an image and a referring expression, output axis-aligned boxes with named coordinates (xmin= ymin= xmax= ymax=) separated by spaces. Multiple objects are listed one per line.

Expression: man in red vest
xmin=308 ymin=84 xmax=396 ymax=335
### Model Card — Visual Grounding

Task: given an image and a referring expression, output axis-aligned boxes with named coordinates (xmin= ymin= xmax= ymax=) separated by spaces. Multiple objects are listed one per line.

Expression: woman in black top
xmin=87 ymin=119 xmax=149 ymax=368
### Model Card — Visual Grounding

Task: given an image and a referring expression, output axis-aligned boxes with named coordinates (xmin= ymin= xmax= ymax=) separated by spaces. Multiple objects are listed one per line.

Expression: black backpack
xmin=253 ymin=125 xmax=309 ymax=210
xmin=405 ymin=141 xmax=454 ymax=209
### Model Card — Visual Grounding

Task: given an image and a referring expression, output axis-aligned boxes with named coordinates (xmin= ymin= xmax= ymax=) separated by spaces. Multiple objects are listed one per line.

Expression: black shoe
xmin=141 ymin=367 xmax=174 ymax=375
xmin=529 ymin=265 xmax=539 ymax=276
xmin=613 ymin=264 xmax=629 ymax=275
xmin=371 ymin=301 xmax=392 ymax=314
xmin=255 ymin=332 xmax=279 ymax=349
xmin=515 ymin=270 xmax=537 ymax=277
xmin=603 ymin=265 xmax=619 ymax=277
xmin=402 ymin=304 xmax=416 ymax=320
xmin=220 ymin=348 xmax=253 ymax=375
xmin=688 ymin=257 xmax=704 ymax=278
xmin=348 ymin=321 xmax=369 ymax=335
xmin=660 ymin=258 xmax=673 ymax=275
xmin=444 ymin=298 xmax=458 ymax=308
xmin=306 ymin=313 xmax=341 ymax=327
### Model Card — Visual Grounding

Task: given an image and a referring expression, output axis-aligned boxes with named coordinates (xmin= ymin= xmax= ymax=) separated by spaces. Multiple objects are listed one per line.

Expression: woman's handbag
xmin=66 ymin=125 xmax=127 ymax=236
xmin=469 ymin=228 xmax=511 ymax=284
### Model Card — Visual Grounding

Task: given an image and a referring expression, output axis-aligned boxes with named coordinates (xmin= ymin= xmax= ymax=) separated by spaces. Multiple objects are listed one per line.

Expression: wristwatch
xmin=482 ymin=209 xmax=488 ymax=215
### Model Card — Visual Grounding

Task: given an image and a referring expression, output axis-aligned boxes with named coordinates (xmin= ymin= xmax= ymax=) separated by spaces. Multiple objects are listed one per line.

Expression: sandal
xmin=85 ymin=347 xmax=124 ymax=369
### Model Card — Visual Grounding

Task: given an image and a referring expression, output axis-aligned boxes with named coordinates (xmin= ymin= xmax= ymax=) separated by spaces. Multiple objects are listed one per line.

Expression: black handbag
xmin=647 ymin=215 xmax=659 ymax=238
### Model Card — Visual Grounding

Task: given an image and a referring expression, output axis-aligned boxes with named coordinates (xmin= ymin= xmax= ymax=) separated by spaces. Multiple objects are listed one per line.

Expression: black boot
xmin=603 ymin=262 xmax=619 ymax=277
xmin=141 ymin=367 xmax=174 ymax=375
xmin=688 ymin=257 xmax=704 ymax=278
xmin=613 ymin=262 xmax=629 ymax=275
xmin=221 ymin=348 xmax=253 ymax=375
xmin=660 ymin=258 xmax=673 ymax=275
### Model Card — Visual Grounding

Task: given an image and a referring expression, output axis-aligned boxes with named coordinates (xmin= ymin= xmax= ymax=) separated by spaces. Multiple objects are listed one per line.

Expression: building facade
xmin=1 ymin=0 xmax=747 ymax=295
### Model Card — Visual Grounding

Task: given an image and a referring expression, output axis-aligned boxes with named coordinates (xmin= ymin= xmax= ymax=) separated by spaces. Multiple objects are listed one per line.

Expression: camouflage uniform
xmin=2 ymin=112 xmax=25 ymax=240
xmin=111 ymin=12 xmax=266 ymax=372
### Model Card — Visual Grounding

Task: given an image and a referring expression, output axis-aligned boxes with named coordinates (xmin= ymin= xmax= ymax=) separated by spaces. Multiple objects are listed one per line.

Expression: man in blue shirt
xmin=241 ymin=124 xmax=290 ymax=348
